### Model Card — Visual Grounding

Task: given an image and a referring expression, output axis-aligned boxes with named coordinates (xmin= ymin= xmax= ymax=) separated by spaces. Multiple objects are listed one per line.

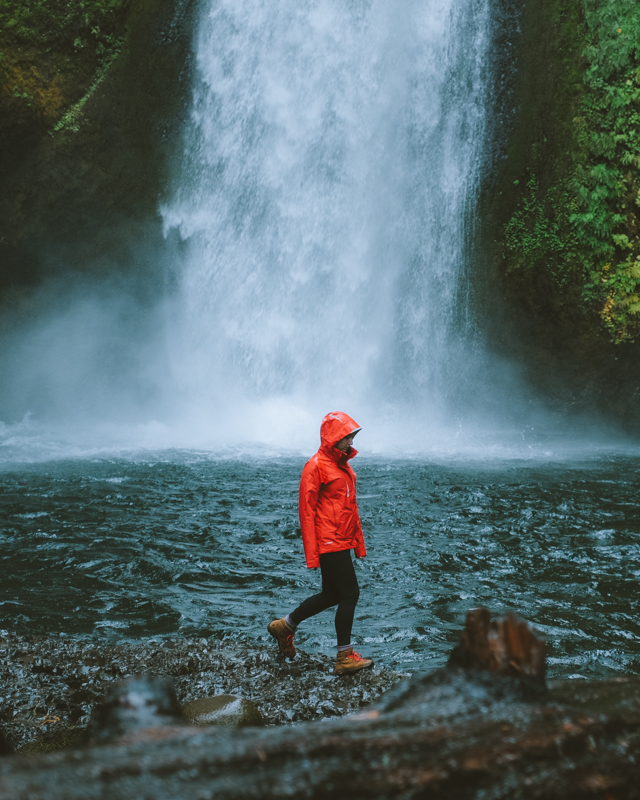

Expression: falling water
xmin=162 ymin=0 xmax=494 ymax=442
xmin=4 ymin=0 xmax=640 ymax=692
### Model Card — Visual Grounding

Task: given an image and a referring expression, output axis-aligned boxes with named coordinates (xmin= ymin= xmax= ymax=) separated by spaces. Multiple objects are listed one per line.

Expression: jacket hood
xmin=319 ymin=411 xmax=361 ymax=452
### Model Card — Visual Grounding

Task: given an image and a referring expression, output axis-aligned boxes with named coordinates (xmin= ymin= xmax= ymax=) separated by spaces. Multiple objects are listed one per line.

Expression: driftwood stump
xmin=447 ymin=607 xmax=546 ymax=682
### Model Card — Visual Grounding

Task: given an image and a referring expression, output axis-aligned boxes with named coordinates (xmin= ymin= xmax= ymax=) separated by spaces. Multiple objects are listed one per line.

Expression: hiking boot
xmin=335 ymin=647 xmax=374 ymax=675
xmin=267 ymin=618 xmax=296 ymax=659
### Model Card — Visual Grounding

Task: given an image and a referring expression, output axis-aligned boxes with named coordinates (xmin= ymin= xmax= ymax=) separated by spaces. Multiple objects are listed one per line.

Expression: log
xmin=1 ymin=609 xmax=639 ymax=800
xmin=447 ymin=607 xmax=546 ymax=682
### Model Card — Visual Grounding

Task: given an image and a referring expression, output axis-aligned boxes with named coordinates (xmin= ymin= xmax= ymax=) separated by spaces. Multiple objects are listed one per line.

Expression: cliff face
xmin=484 ymin=0 xmax=640 ymax=424
xmin=1 ymin=0 xmax=639 ymax=425
xmin=0 ymin=0 xmax=195 ymax=297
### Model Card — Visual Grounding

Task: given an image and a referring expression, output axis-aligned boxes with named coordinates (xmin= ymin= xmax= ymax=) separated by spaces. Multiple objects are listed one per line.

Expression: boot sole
xmin=335 ymin=660 xmax=374 ymax=676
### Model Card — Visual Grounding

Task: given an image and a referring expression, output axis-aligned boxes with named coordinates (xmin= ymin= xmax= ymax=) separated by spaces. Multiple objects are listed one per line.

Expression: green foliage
xmin=504 ymin=177 xmax=574 ymax=284
xmin=0 ymin=0 xmax=126 ymax=58
xmin=0 ymin=1 xmax=128 ymax=136
xmin=504 ymin=0 xmax=640 ymax=343
xmin=18 ymin=724 xmax=88 ymax=754
xmin=53 ymin=42 xmax=121 ymax=132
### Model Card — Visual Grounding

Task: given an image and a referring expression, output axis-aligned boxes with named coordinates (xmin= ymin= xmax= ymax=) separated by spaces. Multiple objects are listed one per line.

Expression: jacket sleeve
xmin=299 ymin=460 xmax=321 ymax=568
xmin=353 ymin=509 xmax=367 ymax=559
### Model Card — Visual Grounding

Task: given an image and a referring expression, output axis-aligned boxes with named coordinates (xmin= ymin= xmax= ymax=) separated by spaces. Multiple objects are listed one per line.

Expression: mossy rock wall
xmin=2 ymin=0 xmax=639 ymax=426
xmin=484 ymin=0 xmax=640 ymax=425
xmin=0 ymin=0 xmax=195 ymax=297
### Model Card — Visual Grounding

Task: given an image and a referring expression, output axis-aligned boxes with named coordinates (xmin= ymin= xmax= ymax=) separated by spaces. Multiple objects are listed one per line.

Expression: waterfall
xmin=162 ymin=0 xmax=494 ymax=443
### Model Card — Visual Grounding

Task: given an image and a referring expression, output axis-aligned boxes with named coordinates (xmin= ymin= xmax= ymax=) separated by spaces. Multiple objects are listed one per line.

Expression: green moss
xmin=0 ymin=0 xmax=126 ymax=56
xmin=0 ymin=0 xmax=131 ymax=180
xmin=504 ymin=176 xmax=574 ymax=281
xmin=500 ymin=0 xmax=640 ymax=343
xmin=17 ymin=725 xmax=89 ymax=755
xmin=53 ymin=42 xmax=121 ymax=133
xmin=0 ymin=0 xmax=195 ymax=291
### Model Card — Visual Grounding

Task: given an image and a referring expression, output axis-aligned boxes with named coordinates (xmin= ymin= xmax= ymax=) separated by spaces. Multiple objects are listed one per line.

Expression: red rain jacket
xmin=298 ymin=411 xmax=367 ymax=569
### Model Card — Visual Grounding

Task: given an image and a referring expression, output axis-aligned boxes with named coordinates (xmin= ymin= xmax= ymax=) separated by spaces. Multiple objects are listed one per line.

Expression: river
xmin=2 ymin=447 xmax=639 ymax=678
xmin=1 ymin=0 xmax=638 ymax=694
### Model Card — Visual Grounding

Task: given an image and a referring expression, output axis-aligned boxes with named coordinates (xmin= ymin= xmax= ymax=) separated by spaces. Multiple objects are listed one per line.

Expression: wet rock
xmin=0 ymin=631 xmax=403 ymax=751
xmin=90 ymin=676 xmax=184 ymax=743
xmin=17 ymin=727 xmax=88 ymax=756
xmin=1 ymin=610 xmax=639 ymax=799
xmin=182 ymin=695 xmax=264 ymax=727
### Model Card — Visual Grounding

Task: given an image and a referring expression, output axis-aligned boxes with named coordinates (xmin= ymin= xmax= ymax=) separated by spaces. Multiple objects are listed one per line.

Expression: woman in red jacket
xmin=268 ymin=412 xmax=374 ymax=675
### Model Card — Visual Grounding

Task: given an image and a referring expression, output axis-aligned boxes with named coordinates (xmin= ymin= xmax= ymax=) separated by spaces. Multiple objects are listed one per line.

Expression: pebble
xmin=182 ymin=695 xmax=264 ymax=727
xmin=0 ymin=631 xmax=407 ymax=751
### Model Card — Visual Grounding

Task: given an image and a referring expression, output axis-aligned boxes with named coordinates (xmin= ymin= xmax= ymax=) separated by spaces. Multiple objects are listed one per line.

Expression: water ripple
xmin=0 ymin=453 xmax=639 ymax=677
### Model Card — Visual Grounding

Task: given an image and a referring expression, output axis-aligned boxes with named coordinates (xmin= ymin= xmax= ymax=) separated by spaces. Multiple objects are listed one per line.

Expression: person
xmin=268 ymin=411 xmax=374 ymax=675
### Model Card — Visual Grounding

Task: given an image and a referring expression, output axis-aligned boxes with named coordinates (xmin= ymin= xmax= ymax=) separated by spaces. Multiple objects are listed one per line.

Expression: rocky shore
xmin=0 ymin=630 xmax=406 ymax=752
xmin=2 ymin=610 xmax=640 ymax=799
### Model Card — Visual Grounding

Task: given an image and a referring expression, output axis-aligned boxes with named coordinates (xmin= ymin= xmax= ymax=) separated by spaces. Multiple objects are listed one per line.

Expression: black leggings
xmin=289 ymin=549 xmax=360 ymax=647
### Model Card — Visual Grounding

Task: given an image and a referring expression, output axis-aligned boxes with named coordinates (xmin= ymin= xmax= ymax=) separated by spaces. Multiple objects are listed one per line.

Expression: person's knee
xmin=322 ymin=590 xmax=341 ymax=607
xmin=341 ymin=585 xmax=359 ymax=606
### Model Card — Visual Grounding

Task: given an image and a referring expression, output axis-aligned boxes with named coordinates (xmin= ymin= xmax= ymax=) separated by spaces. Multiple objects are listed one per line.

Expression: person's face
xmin=335 ymin=431 xmax=358 ymax=452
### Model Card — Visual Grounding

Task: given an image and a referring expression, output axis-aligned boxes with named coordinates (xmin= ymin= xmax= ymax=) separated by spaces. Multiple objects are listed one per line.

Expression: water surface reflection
xmin=1 ymin=453 xmax=638 ymax=677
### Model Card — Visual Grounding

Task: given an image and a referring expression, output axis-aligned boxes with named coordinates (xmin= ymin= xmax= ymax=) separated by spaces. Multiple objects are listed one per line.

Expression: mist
xmin=0 ymin=270 xmax=628 ymax=464
xmin=0 ymin=0 xmax=635 ymax=462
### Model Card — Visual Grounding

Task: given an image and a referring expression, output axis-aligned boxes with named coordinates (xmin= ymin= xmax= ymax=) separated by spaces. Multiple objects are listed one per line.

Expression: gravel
xmin=0 ymin=630 xmax=408 ymax=751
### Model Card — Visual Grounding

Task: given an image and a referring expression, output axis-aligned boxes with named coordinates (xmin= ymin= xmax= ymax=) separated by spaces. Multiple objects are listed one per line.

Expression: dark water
xmin=1 ymin=452 xmax=639 ymax=677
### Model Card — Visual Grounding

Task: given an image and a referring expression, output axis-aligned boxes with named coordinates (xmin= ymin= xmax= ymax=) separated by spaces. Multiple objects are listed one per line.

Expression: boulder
xmin=182 ymin=696 xmax=264 ymax=728
xmin=90 ymin=676 xmax=184 ymax=743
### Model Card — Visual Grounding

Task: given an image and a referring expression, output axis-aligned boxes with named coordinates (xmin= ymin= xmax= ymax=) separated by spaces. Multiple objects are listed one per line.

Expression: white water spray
xmin=0 ymin=1 xmax=630 ymax=460
xmin=162 ymin=0 xmax=494 ymax=443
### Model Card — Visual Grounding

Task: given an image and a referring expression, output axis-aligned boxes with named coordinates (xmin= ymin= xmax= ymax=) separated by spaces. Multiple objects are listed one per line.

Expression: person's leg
xmin=269 ymin=550 xmax=358 ymax=660
xmin=287 ymin=555 xmax=340 ymax=627
xmin=328 ymin=550 xmax=360 ymax=647
xmin=326 ymin=551 xmax=373 ymax=674
xmin=269 ymin=555 xmax=340 ymax=657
